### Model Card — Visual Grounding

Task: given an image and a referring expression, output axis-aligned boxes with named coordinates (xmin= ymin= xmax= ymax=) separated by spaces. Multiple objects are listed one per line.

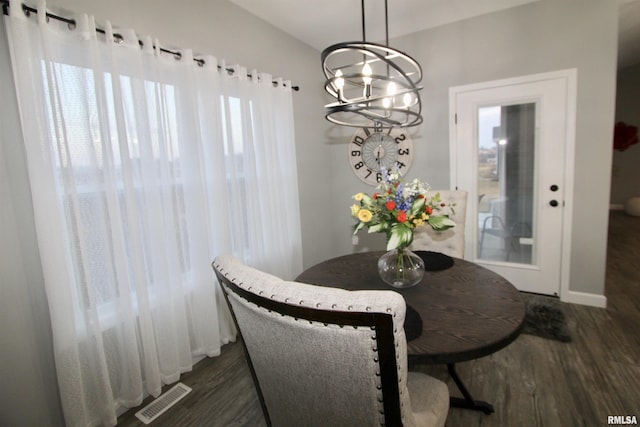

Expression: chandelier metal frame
xmin=321 ymin=0 xmax=423 ymax=129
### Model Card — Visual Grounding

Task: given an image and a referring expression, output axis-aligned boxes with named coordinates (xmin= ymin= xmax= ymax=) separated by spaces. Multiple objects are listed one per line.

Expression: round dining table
xmin=296 ymin=250 xmax=526 ymax=414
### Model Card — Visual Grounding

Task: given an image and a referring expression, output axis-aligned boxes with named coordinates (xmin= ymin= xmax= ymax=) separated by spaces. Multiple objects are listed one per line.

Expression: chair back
xmin=212 ymin=255 xmax=413 ymax=427
xmin=411 ymin=190 xmax=468 ymax=258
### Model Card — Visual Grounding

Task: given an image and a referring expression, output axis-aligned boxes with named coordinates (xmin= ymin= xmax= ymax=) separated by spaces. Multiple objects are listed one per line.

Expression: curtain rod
xmin=0 ymin=0 xmax=300 ymax=91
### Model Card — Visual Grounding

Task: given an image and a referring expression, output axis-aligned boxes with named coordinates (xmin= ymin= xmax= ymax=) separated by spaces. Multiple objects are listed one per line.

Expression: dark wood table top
xmin=296 ymin=251 xmax=525 ymax=365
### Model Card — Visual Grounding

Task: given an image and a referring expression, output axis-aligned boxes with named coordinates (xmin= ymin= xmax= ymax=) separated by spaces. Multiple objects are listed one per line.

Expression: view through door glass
xmin=477 ymin=103 xmax=536 ymax=264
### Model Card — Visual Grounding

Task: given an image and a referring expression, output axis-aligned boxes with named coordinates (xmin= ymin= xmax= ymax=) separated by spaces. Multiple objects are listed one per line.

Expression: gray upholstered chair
xmin=410 ymin=190 xmax=468 ymax=258
xmin=212 ymin=255 xmax=449 ymax=427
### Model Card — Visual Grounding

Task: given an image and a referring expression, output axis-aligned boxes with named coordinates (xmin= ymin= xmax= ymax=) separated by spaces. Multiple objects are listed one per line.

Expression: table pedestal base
xmin=447 ymin=363 xmax=494 ymax=414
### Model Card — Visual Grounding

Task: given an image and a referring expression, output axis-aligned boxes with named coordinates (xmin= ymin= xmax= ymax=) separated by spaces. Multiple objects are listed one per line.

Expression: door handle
xmin=549 ymin=200 xmax=559 ymax=207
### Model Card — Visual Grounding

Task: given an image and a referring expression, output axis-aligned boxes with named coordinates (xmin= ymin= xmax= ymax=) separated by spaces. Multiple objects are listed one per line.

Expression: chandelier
xmin=321 ymin=0 xmax=423 ymax=129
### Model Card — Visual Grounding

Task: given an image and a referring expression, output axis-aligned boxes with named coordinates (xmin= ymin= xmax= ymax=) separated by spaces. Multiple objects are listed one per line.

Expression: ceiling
xmin=229 ymin=0 xmax=640 ymax=70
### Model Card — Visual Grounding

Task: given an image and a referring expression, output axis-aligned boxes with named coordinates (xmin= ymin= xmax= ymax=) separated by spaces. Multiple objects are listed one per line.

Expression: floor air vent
xmin=135 ymin=382 xmax=192 ymax=424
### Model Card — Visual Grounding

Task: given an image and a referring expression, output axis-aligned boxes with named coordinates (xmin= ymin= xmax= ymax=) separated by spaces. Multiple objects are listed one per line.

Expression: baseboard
xmin=561 ymin=290 xmax=607 ymax=308
xmin=609 ymin=204 xmax=625 ymax=211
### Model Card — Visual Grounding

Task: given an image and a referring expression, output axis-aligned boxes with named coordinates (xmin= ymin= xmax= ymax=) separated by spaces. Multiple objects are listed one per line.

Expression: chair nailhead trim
xmin=216 ymin=259 xmax=407 ymax=426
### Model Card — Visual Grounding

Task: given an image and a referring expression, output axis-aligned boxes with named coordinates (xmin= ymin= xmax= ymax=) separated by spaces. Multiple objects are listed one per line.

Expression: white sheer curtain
xmin=4 ymin=2 xmax=302 ymax=425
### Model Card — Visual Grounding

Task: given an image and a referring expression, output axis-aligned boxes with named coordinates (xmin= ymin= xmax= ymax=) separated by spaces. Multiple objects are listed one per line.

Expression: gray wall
xmin=612 ymin=62 xmax=640 ymax=205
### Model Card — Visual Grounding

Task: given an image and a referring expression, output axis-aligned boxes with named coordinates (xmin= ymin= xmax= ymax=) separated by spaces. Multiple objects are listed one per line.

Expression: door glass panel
xmin=477 ymin=103 xmax=536 ymax=264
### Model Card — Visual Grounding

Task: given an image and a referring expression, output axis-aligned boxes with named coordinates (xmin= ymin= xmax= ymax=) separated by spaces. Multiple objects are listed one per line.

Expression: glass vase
xmin=378 ymin=247 xmax=425 ymax=289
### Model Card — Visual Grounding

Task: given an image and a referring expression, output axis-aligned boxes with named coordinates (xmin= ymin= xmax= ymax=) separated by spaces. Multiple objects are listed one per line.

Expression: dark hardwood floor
xmin=117 ymin=211 xmax=640 ymax=426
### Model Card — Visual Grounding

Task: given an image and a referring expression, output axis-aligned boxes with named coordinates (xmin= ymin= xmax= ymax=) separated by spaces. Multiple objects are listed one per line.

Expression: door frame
xmin=449 ymin=69 xmax=577 ymax=302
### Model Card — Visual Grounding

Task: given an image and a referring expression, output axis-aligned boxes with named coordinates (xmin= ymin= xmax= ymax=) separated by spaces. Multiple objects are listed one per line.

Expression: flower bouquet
xmin=350 ymin=168 xmax=455 ymax=288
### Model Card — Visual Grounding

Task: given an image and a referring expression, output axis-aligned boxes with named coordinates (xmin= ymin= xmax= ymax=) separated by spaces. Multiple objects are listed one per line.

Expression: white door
xmin=450 ymin=70 xmax=576 ymax=296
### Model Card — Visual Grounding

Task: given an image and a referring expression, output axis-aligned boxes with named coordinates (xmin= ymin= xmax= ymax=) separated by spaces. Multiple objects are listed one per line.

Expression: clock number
xmin=376 ymin=172 xmax=383 ymax=182
xmin=395 ymin=161 xmax=406 ymax=169
xmin=352 ymin=135 xmax=365 ymax=147
xmin=398 ymin=148 xmax=410 ymax=156
xmin=354 ymin=161 xmax=365 ymax=170
xmin=374 ymin=122 xmax=383 ymax=133
xmin=351 ymin=150 xmax=361 ymax=157
xmin=394 ymin=133 xmax=406 ymax=144
xmin=364 ymin=168 xmax=373 ymax=179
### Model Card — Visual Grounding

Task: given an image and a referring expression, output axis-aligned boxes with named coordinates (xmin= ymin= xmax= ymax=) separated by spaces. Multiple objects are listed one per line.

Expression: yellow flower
xmin=413 ymin=218 xmax=424 ymax=227
xmin=350 ymin=204 xmax=360 ymax=217
xmin=357 ymin=209 xmax=373 ymax=223
xmin=353 ymin=192 xmax=364 ymax=201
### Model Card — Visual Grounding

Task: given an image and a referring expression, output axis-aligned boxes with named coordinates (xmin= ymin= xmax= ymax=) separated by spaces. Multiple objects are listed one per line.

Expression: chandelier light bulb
xmin=403 ymin=93 xmax=412 ymax=108
xmin=335 ymin=69 xmax=344 ymax=90
xmin=383 ymin=82 xmax=397 ymax=109
xmin=362 ymin=63 xmax=372 ymax=98
xmin=362 ymin=63 xmax=373 ymax=85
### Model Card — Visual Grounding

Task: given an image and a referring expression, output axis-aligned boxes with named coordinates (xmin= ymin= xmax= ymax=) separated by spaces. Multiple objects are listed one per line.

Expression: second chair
xmin=410 ymin=190 xmax=468 ymax=258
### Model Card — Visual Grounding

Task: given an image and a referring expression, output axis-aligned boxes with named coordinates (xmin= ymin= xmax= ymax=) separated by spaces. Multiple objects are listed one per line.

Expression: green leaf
xmin=368 ymin=223 xmax=386 ymax=233
xmin=360 ymin=194 xmax=375 ymax=207
xmin=386 ymin=223 xmax=413 ymax=250
xmin=353 ymin=222 xmax=366 ymax=234
xmin=409 ymin=197 xmax=426 ymax=217
xmin=427 ymin=215 xmax=456 ymax=231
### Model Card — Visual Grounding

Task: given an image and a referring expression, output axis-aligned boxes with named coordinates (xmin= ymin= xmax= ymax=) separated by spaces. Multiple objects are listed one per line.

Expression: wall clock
xmin=348 ymin=127 xmax=414 ymax=185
